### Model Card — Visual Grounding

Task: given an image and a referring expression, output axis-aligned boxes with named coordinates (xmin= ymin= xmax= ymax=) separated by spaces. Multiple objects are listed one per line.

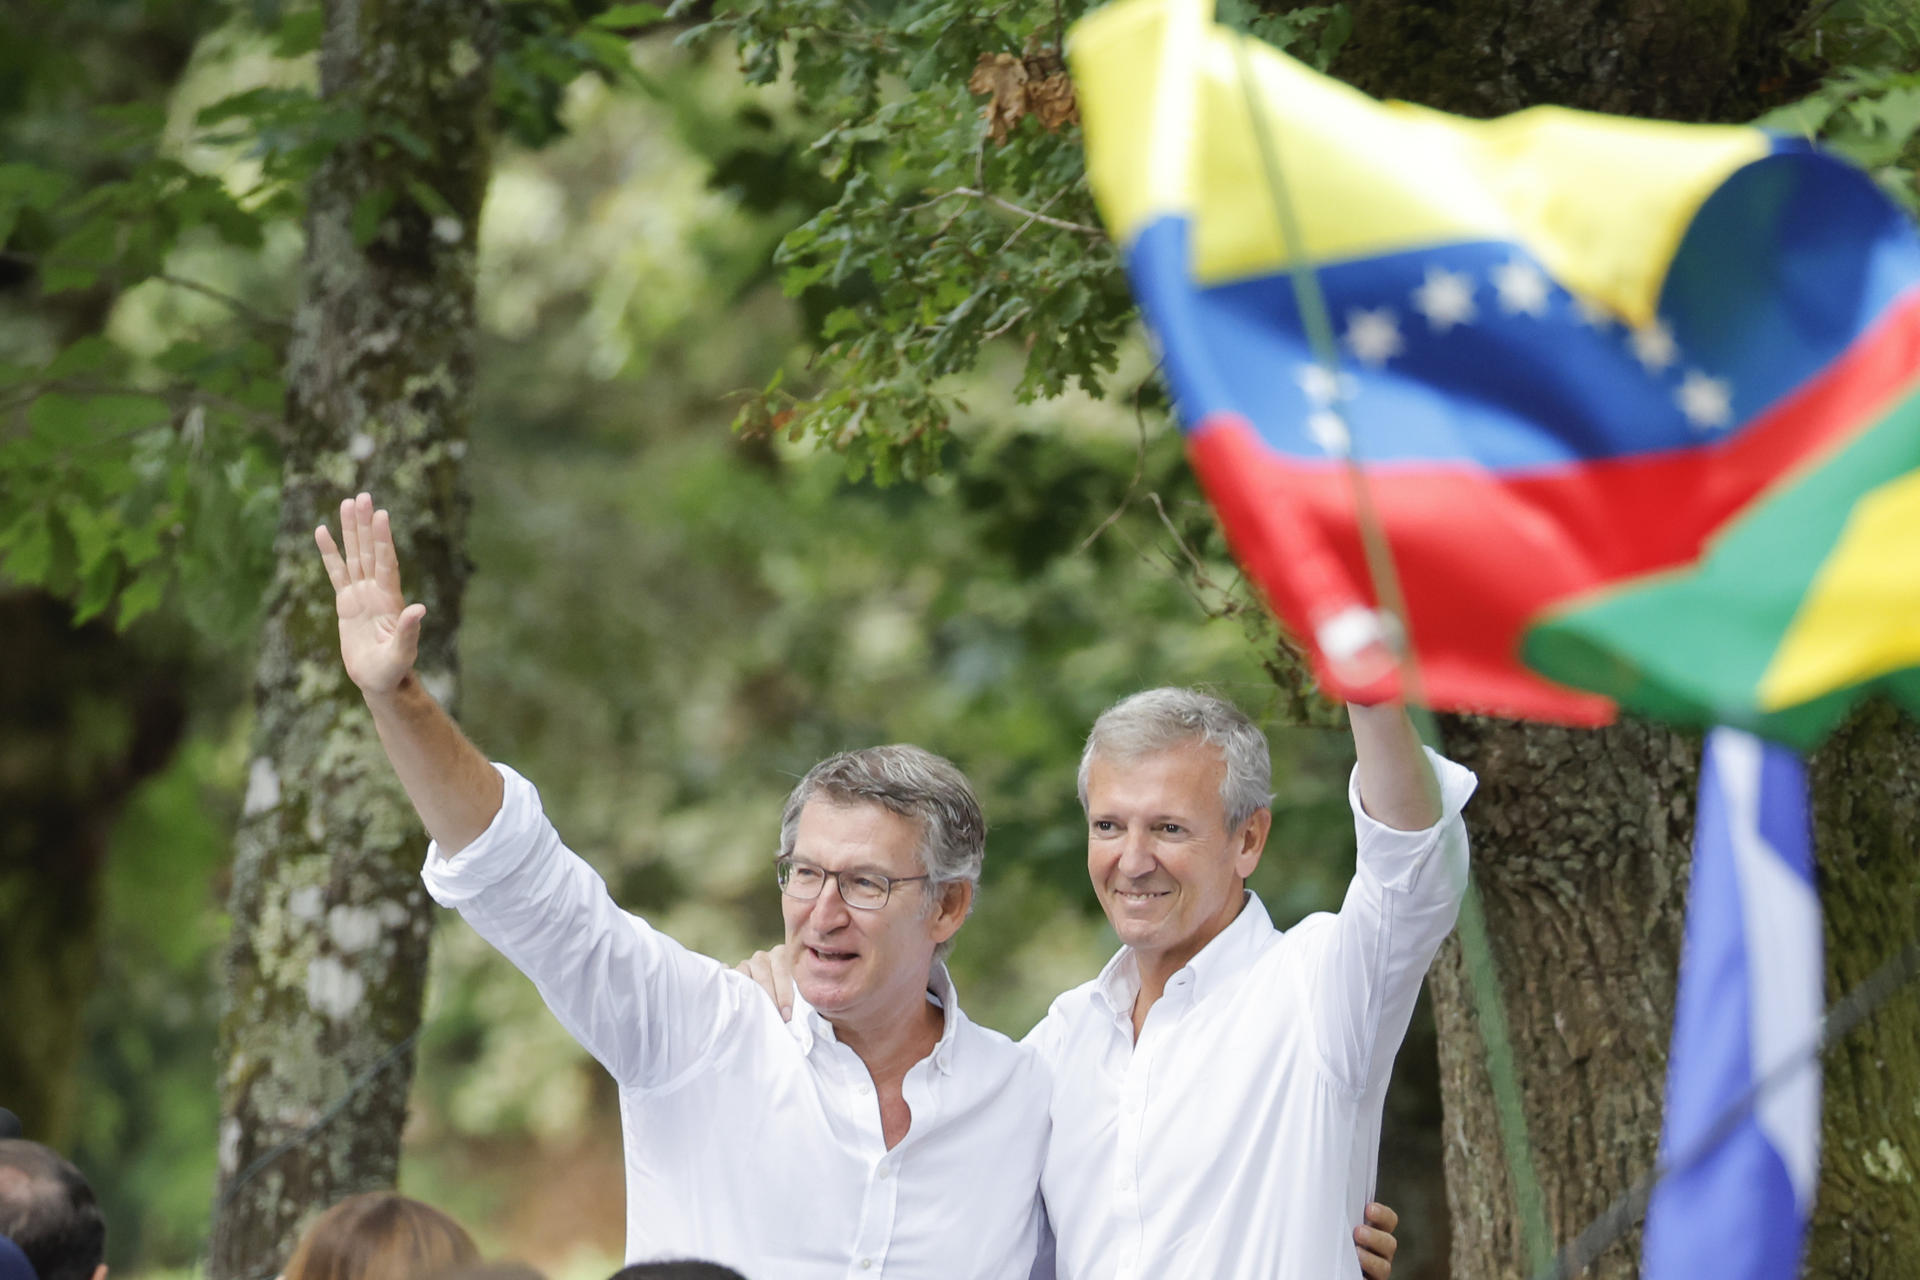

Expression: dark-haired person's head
xmin=282 ymin=1193 xmax=477 ymax=1280
xmin=608 ymin=1263 xmax=746 ymax=1280
xmin=0 ymin=1141 xmax=105 ymax=1280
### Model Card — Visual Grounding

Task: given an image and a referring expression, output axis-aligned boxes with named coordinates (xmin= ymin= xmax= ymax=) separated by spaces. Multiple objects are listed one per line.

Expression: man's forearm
xmin=1347 ymin=702 xmax=1441 ymax=832
xmin=364 ymin=675 xmax=505 ymax=855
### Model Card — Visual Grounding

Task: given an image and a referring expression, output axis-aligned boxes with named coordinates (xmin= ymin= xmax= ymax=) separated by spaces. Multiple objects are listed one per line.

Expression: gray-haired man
xmin=1025 ymin=688 xmax=1473 ymax=1279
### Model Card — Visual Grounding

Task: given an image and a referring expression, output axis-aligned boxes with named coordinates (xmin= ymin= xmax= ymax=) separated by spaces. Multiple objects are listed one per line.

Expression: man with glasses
xmin=317 ymin=495 xmax=1401 ymax=1277
xmin=317 ymin=495 xmax=1047 ymax=1277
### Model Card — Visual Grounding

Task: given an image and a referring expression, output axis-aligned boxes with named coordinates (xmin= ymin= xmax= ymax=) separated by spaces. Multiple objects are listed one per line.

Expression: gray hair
xmin=1077 ymin=687 xmax=1274 ymax=830
xmin=779 ymin=744 xmax=985 ymax=960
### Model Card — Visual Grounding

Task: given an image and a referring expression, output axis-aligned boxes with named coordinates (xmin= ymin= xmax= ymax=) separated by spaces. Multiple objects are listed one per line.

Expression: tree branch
xmin=906 ymin=187 xmax=1105 ymax=236
xmin=0 ymin=252 xmax=290 ymax=333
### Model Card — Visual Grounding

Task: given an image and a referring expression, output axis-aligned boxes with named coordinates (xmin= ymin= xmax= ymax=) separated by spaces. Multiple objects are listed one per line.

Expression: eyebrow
xmin=790 ymin=858 xmax=899 ymax=877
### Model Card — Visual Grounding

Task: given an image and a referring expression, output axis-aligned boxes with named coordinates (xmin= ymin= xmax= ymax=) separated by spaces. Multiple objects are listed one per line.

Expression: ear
xmin=1232 ymin=808 xmax=1272 ymax=880
xmin=929 ymin=879 xmax=973 ymax=944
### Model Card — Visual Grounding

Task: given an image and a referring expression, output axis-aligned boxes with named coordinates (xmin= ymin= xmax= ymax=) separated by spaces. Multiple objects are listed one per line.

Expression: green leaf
xmin=62 ymin=500 xmax=116 ymax=578
xmin=352 ymin=188 xmax=395 ymax=246
xmin=0 ymin=162 xmax=73 ymax=208
xmin=116 ymin=566 xmax=168 ymax=630
xmin=591 ymin=3 xmax=666 ymax=28
xmin=403 ymin=177 xmax=455 ymax=219
xmin=28 ymin=392 xmax=89 ymax=441
xmin=0 ymin=512 xmax=54 ymax=586
xmin=46 ymin=335 xmax=123 ymax=378
xmin=71 ymin=552 xmax=119 ymax=625
xmin=41 ymin=218 xmax=119 ymax=294
xmin=380 ymin=123 xmax=434 ymax=161
xmin=274 ymin=7 xmax=324 ymax=56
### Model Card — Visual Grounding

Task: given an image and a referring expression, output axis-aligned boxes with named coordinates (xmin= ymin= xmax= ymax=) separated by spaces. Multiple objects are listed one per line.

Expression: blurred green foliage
xmin=1756 ymin=0 xmax=1920 ymax=214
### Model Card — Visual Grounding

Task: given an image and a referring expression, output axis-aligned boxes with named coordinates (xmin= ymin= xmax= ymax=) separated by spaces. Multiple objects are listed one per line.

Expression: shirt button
xmin=857 ymin=1082 xmax=872 ymax=1095
xmin=1118 ymin=1175 xmax=1132 ymax=1191
xmin=860 ymin=1260 xmax=873 ymax=1271
xmin=1124 ymin=1096 xmax=1140 ymax=1114
xmin=878 ymin=1164 xmax=892 ymax=1180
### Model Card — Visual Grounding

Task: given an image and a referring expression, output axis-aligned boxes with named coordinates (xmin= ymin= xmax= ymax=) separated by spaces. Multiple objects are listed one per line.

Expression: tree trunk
xmin=1802 ymin=705 xmax=1920 ymax=1276
xmin=1429 ymin=717 xmax=1697 ymax=1279
xmin=0 ymin=593 xmax=186 ymax=1148
xmin=1311 ymin=3 xmax=1920 ymax=1276
xmin=208 ymin=1 xmax=496 ymax=1275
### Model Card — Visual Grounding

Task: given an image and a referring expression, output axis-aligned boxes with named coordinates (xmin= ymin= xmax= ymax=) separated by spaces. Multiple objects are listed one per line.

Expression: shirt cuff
xmin=1346 ymin=745 xmax=1477 ymax=893
xmin=420 ymin=763 xmax=549 ymax=906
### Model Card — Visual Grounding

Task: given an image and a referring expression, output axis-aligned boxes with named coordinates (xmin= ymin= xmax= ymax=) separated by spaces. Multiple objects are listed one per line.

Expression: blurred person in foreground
xmin=428 ymin=1263 xmax=547 ymax=1280
xmin=0 ymin=1236 xmax=33 ymax=1280
xmin=280 ymin=1191 xmax=477 ymax=1280
xmin=608 ymin=1265 xmax=747 ymax=1280
xmin=743 ymin=689 xmax=1464 ymax=1279
xmin=0 ymin=1140 xmax=105 ymax=1280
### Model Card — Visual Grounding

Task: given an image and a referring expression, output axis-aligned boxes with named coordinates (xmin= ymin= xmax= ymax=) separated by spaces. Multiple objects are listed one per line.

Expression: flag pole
xmin=1228 ymin=34 xmax=1557 ymax=1275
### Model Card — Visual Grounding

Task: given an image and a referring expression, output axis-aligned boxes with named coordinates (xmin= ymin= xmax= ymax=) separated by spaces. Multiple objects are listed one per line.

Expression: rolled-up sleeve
xmin=422 ymin=763 xmax=745 ymax=1092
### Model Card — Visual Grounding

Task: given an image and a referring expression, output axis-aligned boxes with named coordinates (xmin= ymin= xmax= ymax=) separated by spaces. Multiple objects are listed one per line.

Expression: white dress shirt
xmin=1025 ymin=747 xmax=1476 ymax=1280
xmin=422 ymin=764 xmax=1050 ymax=1280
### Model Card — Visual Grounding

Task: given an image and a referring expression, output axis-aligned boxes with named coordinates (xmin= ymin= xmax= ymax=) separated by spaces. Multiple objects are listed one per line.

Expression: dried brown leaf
xmin=1027 ymin=72 xmax=1079 ymax=132
xmin=969 ymin=51 xmax=1030 ymax=144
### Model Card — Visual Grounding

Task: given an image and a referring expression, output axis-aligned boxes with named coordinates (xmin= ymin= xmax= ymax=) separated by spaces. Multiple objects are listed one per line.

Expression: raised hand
xmin=315 ymin=492 xmax=426 ymax=698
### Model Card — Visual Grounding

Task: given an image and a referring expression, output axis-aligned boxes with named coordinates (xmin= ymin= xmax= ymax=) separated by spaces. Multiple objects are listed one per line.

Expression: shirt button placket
xmin=1115 ymin=1046 xmax=1148 ymax=1280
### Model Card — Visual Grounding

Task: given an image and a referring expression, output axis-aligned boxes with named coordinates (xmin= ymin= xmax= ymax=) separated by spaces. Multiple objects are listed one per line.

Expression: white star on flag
xmin=1492 ymin=259 xmax=1551 ymax=317
xmin=1675 ymin=370 xmax=1734 ymax=430
xmin=1343 ymin=308 xmax=1404 ymax=366
xmin=1631 ymin=319 xmax=1680 ymax=372
xmin=1573 ymin=295 xmax=1614 ymax=329
xmin=1295 ymin=363 xmax=1356 ymax=405
xmin=1306 ymin=409 xmax=1351 ymax=454
xmin=1412 ymin=267 xmax=1477 ymax=332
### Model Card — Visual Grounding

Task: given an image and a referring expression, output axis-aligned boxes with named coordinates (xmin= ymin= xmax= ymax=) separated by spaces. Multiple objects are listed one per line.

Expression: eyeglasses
xmin=775 ymin=856 xmax=929 ymax=910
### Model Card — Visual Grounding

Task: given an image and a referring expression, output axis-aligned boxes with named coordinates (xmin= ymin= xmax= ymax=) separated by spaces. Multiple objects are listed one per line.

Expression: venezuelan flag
xmin=1069 ymin=0 xmax=1920 ymax=744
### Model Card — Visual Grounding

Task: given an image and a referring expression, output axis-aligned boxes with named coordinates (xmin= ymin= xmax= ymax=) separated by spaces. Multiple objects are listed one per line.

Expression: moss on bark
xmin=208 ymin=1 xmax=498 ymax=1275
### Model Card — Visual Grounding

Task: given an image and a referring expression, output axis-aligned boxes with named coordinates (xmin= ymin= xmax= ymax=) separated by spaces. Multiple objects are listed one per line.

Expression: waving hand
xmin=315 ymin=492 xmax=426 ymax=697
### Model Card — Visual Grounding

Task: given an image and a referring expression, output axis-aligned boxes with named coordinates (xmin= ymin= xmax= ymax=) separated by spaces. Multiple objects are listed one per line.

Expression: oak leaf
xmin=968 ymin=52 xmax=1030 ymax=144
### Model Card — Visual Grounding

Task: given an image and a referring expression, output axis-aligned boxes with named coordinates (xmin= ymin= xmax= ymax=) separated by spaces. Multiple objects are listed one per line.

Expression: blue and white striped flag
xmin=1642 ymin=727 xmax=1823 ymax=1280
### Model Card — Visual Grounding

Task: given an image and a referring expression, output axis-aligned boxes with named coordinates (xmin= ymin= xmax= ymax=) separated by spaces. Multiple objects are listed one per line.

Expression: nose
xmin=806 ymin=874 xmax=854 ymax=930
xmin=1115 ymin=828 xmax=1158 ymax=880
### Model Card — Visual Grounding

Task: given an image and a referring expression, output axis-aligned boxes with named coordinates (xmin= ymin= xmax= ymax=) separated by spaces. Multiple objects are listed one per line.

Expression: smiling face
xmin=1084 ymin=738 xmax=1271 ymax=984
xmin=781 ymin=797 xmax=970 ymax=1038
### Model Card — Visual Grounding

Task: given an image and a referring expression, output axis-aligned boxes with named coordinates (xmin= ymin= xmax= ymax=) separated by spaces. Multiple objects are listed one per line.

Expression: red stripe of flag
xmin=1189 ymin=283 xmax=1920 ymax=722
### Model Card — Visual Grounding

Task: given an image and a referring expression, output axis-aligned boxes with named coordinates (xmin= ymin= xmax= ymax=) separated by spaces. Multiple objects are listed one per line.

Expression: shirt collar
xmin=1093 ymin=889 xmax=1278 ymax=1018
xmin=788 ymin=962 xmax=963 ymax=1076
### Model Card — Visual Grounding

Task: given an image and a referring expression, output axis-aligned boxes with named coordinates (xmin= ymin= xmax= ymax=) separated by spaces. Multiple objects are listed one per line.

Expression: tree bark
xmin=1430 ymin=717 xmax=1697 ymax=1279
xmin=1310 ymin=3 xmax=1920 ymax=1277
xmin=0 ymin=593 xmax=186 ymax=1148
xmin=208 ymin=2 xmax=496 ymax=1275
xmin=1802 ymin=705 xmax=1920 ymax=1276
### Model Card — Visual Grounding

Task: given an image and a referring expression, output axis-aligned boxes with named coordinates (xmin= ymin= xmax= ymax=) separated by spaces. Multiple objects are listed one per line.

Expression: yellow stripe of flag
xmin=1068 ymin=0 xmax=1771 ymax=327
xmin=1760 ymin=465 xmax=1920 ymax=709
